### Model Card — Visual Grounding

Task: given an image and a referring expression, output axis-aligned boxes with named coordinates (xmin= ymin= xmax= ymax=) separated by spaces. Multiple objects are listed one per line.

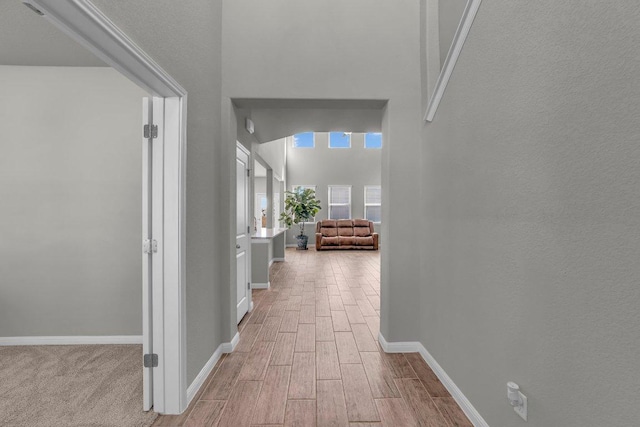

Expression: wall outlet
xmin=514 ymin=391 xmax=527 ymax=421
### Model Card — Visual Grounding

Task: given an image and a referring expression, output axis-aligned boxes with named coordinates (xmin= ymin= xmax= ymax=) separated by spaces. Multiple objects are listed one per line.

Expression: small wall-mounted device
xmin=245 ymin=118 xmax=255 ymax=134
xmin=507 ymin=382 xmax=528 ymax=421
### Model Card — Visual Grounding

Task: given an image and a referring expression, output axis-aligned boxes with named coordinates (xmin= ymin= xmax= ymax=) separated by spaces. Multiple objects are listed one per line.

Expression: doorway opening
xmin=1 ymin=0 xmax=189 ymax=418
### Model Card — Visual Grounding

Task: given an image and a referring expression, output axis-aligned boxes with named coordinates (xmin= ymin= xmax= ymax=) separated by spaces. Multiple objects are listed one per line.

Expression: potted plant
xmin=279 ymin=187 xmax=321 ymax=250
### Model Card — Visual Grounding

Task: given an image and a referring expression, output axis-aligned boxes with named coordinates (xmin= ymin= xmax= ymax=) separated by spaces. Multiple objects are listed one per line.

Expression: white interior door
xmin=142 ymin=97 xmax=165 ymax=412
xmin=236 ymin=144 xmax=250 ymax=324
xmin=141 ymin=98 xmax=153 ymax=411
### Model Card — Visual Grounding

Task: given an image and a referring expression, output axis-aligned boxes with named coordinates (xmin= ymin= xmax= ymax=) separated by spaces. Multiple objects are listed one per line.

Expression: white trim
xmin=186 ymin=332 xmax=239 ymax=406
xmin=364 ymin=132 xmax=383 ymax=149
xmin=364 ymin=185 xmax=382 ymax=223
xmin=328 ymin=131 xmax=352 ymax=149
xmin=26 ymin=0 xmax=186 ymax=97
xmin=186 ymin=348 xmax=221 ymax=406
xmin=424 ymin=0 xmax=483 ymax=122
xmin=377 ymin=333 xmax=420 ymax=354
xmin=268 ymin=259 xmax=275 ymax=268
xmin=286 ymin=244 xmax=316 ymax=248
xmin=378 ymin=334 xmax=489 ymax=427
xmin=328 ymin=185 xmax=352 ymax=220
xmin=221 ymin=332 xmax=240 ymax=353
xmin=272 ymin=257 xmax=285 ymax=262
xmin=292 ymin=132 xmax=315 ymax=148
xmin=0 ymin=336 xmax=143 ymax=346
xmin=26 ymin=0 xmax=189 ymax=415
xmin=252 ymin=282 xmax=270 ymax=289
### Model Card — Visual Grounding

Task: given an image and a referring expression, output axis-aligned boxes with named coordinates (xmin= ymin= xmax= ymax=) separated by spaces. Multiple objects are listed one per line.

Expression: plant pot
xmin=296 ymin=234 xmax=309 ymax=250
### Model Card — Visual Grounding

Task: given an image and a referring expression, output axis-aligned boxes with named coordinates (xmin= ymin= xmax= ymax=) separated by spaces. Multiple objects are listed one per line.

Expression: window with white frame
xmin=364 ymin=132 xmax=382 ymax=149
xmin=329 ymin=132 xmax=351 ymax=148
xmin=292 ymin=132 xmax=314 ymax=148
xmin=291 ymin=185 xmax=317 ymax=222
xmin=328 ymin=185 xmax=351 ymax=219
xmin=364 ymin=186 xmax=381 ymax=223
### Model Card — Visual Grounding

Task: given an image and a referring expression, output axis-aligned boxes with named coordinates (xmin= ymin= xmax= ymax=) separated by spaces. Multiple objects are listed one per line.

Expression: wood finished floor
xmin=153 ymin=249 xmax=472 ymax=427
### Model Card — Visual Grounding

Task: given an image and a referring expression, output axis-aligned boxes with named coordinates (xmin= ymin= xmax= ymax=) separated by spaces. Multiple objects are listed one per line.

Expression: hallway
xmin=154 ymin=249 xmax=471 ymax=426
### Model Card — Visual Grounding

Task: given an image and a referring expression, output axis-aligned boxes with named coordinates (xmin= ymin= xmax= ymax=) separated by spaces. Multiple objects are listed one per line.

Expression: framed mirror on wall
xmin=424 ymin=0 xmax=483 ymax=122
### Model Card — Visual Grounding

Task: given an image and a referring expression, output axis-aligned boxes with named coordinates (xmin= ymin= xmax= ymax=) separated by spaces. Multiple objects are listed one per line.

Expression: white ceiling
xmin=0 ymin=1 xmax=106 ymax=67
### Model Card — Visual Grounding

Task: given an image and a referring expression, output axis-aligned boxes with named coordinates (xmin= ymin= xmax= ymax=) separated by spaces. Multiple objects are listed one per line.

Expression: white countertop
xmin=251 ymin=227 xmax=288 ymax=240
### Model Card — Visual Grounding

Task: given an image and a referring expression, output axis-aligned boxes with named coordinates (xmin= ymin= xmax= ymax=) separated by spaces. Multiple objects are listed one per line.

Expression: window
xmin=365 ymin=132 xmax=383 ymax=149
xmin=364 ymin=186 xmax=382 ymax=223
xmin=291 ymin=185 xmax=317 ymax=222
xmin=329 ymin=132 xmax=351 ymax=148
xmin=293 ymin=132 xmax=314 ymax=148
xmin=328 ymin=185 xmax=351 ymax=219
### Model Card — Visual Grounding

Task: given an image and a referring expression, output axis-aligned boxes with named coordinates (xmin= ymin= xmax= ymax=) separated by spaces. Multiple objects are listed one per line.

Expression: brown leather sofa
xmin=315 ymin=219 xmax=379 ymax=250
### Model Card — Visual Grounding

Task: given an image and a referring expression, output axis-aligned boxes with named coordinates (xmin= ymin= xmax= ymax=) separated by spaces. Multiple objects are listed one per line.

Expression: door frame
xmin=235 ymin=142 xmax=252 ymax=324
xmin=26 ymin=0 xmax=188 ymax=414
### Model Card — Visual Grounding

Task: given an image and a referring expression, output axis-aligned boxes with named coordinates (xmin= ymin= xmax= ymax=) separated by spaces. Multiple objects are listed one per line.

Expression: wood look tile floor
xmin=153 ymin=249 xmax=472 ymax=427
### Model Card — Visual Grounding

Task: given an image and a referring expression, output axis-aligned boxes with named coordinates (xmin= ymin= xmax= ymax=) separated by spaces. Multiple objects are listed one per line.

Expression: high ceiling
xmin=0 ymin=1 xmax=106 ymax=67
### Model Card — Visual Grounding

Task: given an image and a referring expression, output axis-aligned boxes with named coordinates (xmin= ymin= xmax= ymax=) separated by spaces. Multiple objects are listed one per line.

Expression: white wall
xmin=0 ymin=66 xmax=146 ymax=337
xmin=419 ymin=1 xmax=640 ymax=426
xmin=285 ymin=132 xmax=382 ymax=245
xmin=255 ymin=138 xmax=286 ymax=181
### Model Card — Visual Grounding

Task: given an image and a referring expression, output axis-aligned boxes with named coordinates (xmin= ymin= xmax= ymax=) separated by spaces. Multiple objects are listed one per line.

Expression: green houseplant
xmin=279 ymin=187 xmax=321 ymax=250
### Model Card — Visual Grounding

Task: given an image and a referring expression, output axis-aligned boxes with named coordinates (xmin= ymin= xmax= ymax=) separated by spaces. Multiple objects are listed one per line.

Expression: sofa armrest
xmin=315 ymin=233 xmax=323 ymax=250
xmin=372 ymin=233 xmax=379 ymax=250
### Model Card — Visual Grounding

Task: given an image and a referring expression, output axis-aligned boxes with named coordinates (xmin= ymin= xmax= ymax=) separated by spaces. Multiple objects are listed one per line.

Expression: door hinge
xmin=248 ymin=282 xmax=251 ymax=289
xmin=247 ymin=226 xmax=250 ymax=233
xmin=143 ymin=353 xmax=158 ymax=368
xmin=144 ymin=124 xmax=158 ymax=139
xmin=247 ymin=168 xmax=251 ymax=177
xmin=143 ymin=239 xmax=158 ymax=254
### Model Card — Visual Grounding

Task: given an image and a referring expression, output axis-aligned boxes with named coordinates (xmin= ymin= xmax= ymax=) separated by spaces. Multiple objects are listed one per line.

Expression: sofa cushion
xmin=321 ymin=227 xmax=338 ymax=237
xmin=338 ymin=227 xmax=354 ymax=236
xmin=321 ymin=219 xmax=337 ymax=228
xmin=337 ymin=219 xmax=353 ymax=228
xmin=338 ymin=236 xmax=356 ymax=246
xmin=353 ymin=219 xmax=370 ymax=227
xmin=322 ymin=236 xmax=339 ymax=246
xmin=354 ymin=226 xmax=371 ymax=237
xmin=354 ymin=236 xmax=374 ymax=246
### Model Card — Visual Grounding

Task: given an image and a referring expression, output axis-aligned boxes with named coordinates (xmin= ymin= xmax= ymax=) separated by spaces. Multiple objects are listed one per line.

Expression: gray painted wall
xmin=285 ymin=132 xmax=381 ymax=245
xmin=223 ymin=0 xmax=423 ymax=345
xmin=92 ymin=0 xmax=224 ymax=384
xmin=255 ymin=138 xmax=286 ymax=180
xmin=438 ymin=0 xmax=467 ymax=68
xmin=0 ymin=66 xmax=145 ymax=336
xmin=419 ymin=1 xmax=640 ymax=426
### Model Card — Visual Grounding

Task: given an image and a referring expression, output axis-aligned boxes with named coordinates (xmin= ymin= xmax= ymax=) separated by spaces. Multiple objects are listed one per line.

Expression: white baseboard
xmin=252 ymin=282 xmax=270 ymax=289
xmin=378 ymin=333 xmax=489 ymax=427
xmin=285 ymin=244 xmax=316 ymax=248
xmin=221 ymin=332 xmax=240 ymax=353
xmin=269 ymin=259 xmax=274 ymax=268
xmin=186 ymin=332 xmax=239 ymax=406
xmin=0 ymin=335 xmax=143 ymax=346
xmin=272 ymin=257 xmax=285 ymax=262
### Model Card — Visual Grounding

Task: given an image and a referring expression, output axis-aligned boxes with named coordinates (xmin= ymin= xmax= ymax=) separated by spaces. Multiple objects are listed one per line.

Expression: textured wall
xmin=223 ymin=0 xmax=423 ymax=342
xmin=92 ymin=0 xmax=224 ymax=384
xmin=420 ymin=1 xmax=640 ymax=425
xmin=0 ymin=66 xmax=145 ymax=336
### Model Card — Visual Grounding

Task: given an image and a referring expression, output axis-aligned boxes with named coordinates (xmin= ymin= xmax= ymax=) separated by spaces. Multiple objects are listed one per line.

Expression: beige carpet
xmin=0 ymin=344 xmax=157 ymax=427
